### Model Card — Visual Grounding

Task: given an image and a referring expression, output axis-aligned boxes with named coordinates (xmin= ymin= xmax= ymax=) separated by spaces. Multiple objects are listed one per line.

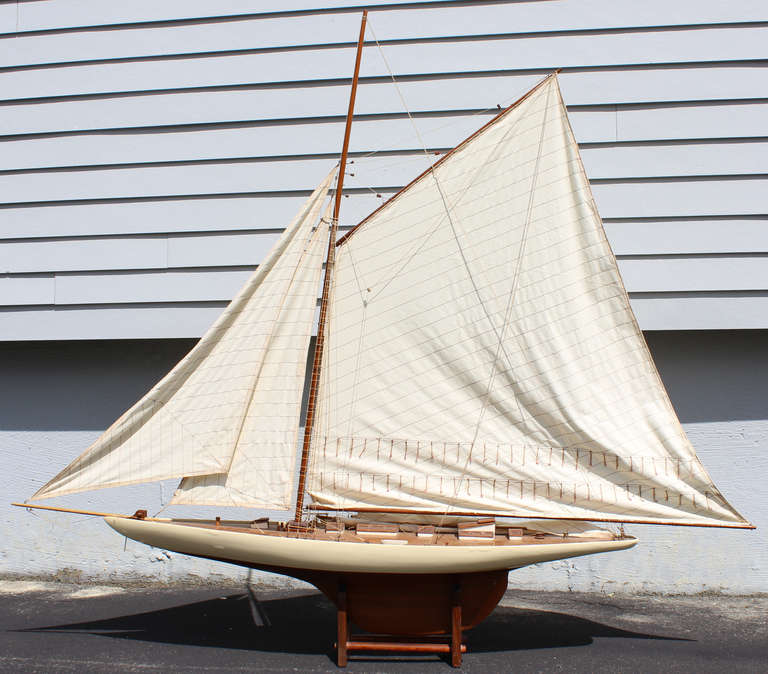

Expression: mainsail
xmin=33 ymin=168 xmax=337 ymax=504
xmin=306 ymin=76 xmax=749 ymax=528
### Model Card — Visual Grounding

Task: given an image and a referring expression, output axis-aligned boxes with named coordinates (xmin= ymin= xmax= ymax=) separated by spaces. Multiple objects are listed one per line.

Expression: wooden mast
xmin=294 ymin=10 xmax=367 ymax=522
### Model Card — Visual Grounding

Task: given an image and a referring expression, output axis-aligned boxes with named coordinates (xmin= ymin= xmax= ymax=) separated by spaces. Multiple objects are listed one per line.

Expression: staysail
xmin=306 ymin=76 xmax=749 ymax=528
xmin=33 ymin=168 xmax=337 ymax=502
xmin=172 ymin=204 xmax=330 ymax=509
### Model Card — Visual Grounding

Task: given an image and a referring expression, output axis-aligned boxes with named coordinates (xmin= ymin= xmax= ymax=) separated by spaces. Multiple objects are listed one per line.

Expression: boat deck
xmin=106 ymin=515 xmax=638 ymax=575
xmin=168 ymin=518 xmax=620 ymax=547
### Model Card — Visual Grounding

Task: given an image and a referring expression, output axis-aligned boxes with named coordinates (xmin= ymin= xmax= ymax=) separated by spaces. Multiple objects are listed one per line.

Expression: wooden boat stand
xmin=196 ymin=551 xmax=506 ymax=668
xmin=185 ymin=550 xmax=508 ymax=667
xmin=335 ymin=578 xmax=466 ymax=668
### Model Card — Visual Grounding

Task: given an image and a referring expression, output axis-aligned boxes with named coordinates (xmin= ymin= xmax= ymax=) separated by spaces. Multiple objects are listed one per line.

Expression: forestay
xmin=33 ymin=168 xmax=336 ymax=503
xmin=306 ymin=76 xmax=748 ymax=528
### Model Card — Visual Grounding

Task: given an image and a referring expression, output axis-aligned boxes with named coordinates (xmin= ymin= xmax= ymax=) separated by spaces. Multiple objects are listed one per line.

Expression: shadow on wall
xmin=0 ymin=339 xmax=195 ymax=431
xmin=0 ymin=330 xmax=765 ymax=432
xmin=644 ymin=330 xmax=767 ymax=423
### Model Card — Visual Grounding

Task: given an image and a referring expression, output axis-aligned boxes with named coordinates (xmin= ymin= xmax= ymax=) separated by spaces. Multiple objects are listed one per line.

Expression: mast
xmin=294 ymin=10 xmax=367 ymax=521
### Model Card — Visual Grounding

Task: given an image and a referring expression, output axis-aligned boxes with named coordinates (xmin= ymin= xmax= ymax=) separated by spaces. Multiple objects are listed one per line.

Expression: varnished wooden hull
xmin=309 ymin=569 xmax=509 ymax=634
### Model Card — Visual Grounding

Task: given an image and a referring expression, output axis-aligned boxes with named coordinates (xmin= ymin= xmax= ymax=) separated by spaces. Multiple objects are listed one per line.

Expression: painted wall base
xmin=2 ymin=332 xmax=765 ymax=593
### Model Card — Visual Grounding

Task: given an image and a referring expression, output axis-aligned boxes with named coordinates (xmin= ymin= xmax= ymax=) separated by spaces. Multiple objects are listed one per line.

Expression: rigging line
xmin=367 ymin=18 xmax=542 ymax=395
xmin=338 ymin=242 xmax=371 ymax=443
xmin=363 ymin=99 xmax=532 ymax=307
xmin=153 ymin=502 xmax=170 ymax=518
xmin=346 ymin=57 xmax=558 ymax=188
xmin=351 ymin=75 xmax=540 ymax=162
xmin=367 ymin=16 xmax=441 ymax=186
xmin=343 ymin=309 xmax=369 ymax=444
xmin=439 ymin=80 xmax=554 ymax=525
xmin=312 ymin=103 xmax=560 ymax=510
xmin=352 ymin=99 xmax=536 ymax=452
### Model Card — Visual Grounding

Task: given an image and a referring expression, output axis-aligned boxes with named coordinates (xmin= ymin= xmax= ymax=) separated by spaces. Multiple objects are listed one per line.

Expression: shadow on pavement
xmin=18 ymin=591 xmax=689 ymax=658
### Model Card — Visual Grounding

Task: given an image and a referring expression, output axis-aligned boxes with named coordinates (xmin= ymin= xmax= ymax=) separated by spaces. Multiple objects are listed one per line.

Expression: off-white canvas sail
xmin=172 ymin=205 xmax=330 ymax=509
xmin=33 ymin=169 xmax=336 ymax=501
xmin=306 ymin=77 xmax=748 ymax=528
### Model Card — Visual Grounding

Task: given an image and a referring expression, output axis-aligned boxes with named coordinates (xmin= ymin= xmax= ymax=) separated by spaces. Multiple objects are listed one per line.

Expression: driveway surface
xmin=0 ymin=580 xmax=765 ymax=672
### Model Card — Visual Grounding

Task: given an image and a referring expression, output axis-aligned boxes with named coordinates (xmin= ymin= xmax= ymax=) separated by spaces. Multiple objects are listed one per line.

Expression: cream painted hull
xmin=106 ymin=517 xmax=637 ymax=574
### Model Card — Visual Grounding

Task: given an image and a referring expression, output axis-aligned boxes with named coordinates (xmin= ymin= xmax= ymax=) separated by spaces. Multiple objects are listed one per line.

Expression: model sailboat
xmin=17 ymin=11 xmax=751 ymax=665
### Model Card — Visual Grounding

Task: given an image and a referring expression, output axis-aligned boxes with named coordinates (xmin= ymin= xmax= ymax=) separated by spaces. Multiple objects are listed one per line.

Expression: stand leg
xmin=333 ymin=574 xmax=471 ymax=667
xmin=451 ymin=580 xmax=462 ymax=668
xmin=337 ymin=580 xmax=348 ymax=667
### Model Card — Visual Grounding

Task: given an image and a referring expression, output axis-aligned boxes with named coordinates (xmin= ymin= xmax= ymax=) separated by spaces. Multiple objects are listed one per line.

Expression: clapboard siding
xmin=0 ymin=0 xmax=765 ymax=338
xmin=0 ymin=178 xmax=762 ymax=242
xmin=616 ymin=102 xmax=768 ymax=141
xmin=0 ymin=274 xmax=55 ymax=306
xmin=620 ymin=257 xmax=768 ymax=293
xmin=1 ymin=105 xmax=767 ymax=173
xmin=0 ymin=233 xmax=280 ymax=273
xmin=605 ymin=219 xmax=768 ymax=255
xmin=3 ymin=27 xmax=766 ymax=101
xmin=3 ymin=218 xmax=767 ymax=255
xmin=0 ymin=142 xmax=765 ymax=205
xmin=53 ymin=269 xmax=255 ymax=305
xmin=3 ymin=221 xmax=768 ymax=279
xmin=630 ymin=295 xmax=768 ymax=331
xmin=2 ymin=68 xmax=766 ymax=137
xmin=1 ymin=256 xmax=764 ymax=307
xmin=5 ymin=18 xmax=768 ymax=72
xmin=0 ymin=304 xmax=225 ymax=341
xmin=0 ymin=177 xmax=762 ymax=220
xmin=1 ymin=194 xmax=766 ymax=244
xmin=593 ymin=179 xmax=767 ymax=219
xmin=3 ymin=0 xmax=766 ymax=39
xmin=0 ymin=196 xmax=315 ymax=239
xmin=2 ymin=295 xmax=766 ymax=341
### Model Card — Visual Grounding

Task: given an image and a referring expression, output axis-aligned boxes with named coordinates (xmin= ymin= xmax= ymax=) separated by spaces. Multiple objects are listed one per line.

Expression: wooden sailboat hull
xmin=106 ymin=516 xmax=636 ymax=635
xmin=106 ymin=517 xmax=637 ymax=575
xmin=106 ymin=517 xmax=635 ymax=635
xmin=309 ymin=569 xmax=510 ymax=635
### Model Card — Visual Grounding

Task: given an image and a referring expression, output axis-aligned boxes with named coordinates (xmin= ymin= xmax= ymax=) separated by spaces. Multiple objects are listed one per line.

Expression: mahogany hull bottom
xmin=162 ymin=549 xmax=506 ymax=634
xmin=285 ymin=568 xmax=508 ymax=635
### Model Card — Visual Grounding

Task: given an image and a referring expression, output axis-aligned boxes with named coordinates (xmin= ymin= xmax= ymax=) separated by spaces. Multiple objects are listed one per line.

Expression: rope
xmin=365 ymin=16 xmax=534 ymax=390
xmin=439 ymin=80 xmax=553 ymax=526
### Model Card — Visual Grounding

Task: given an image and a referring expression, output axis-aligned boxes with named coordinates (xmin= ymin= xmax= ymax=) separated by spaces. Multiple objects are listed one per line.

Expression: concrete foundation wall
xmin=2 ymin=331 xmax=765 ymax=593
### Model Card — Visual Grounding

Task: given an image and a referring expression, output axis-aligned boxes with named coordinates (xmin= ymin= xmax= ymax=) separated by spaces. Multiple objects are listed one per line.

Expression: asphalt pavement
xmin=1 ymin=579 xmax=766 ymax=673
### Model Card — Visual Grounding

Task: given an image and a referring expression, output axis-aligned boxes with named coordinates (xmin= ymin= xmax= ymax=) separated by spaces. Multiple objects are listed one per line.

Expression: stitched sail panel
xmin=33 ymin=169 xmax=336 ymax=502
xmin=307 ymin=78 xmax=748 ymax=527
xmin=172 ymin=214 xmax=328 ymax=509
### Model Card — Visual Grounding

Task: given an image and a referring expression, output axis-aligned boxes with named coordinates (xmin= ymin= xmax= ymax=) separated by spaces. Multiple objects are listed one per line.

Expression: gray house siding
xmin=0 ymin=0 xmax=766 ymax=338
